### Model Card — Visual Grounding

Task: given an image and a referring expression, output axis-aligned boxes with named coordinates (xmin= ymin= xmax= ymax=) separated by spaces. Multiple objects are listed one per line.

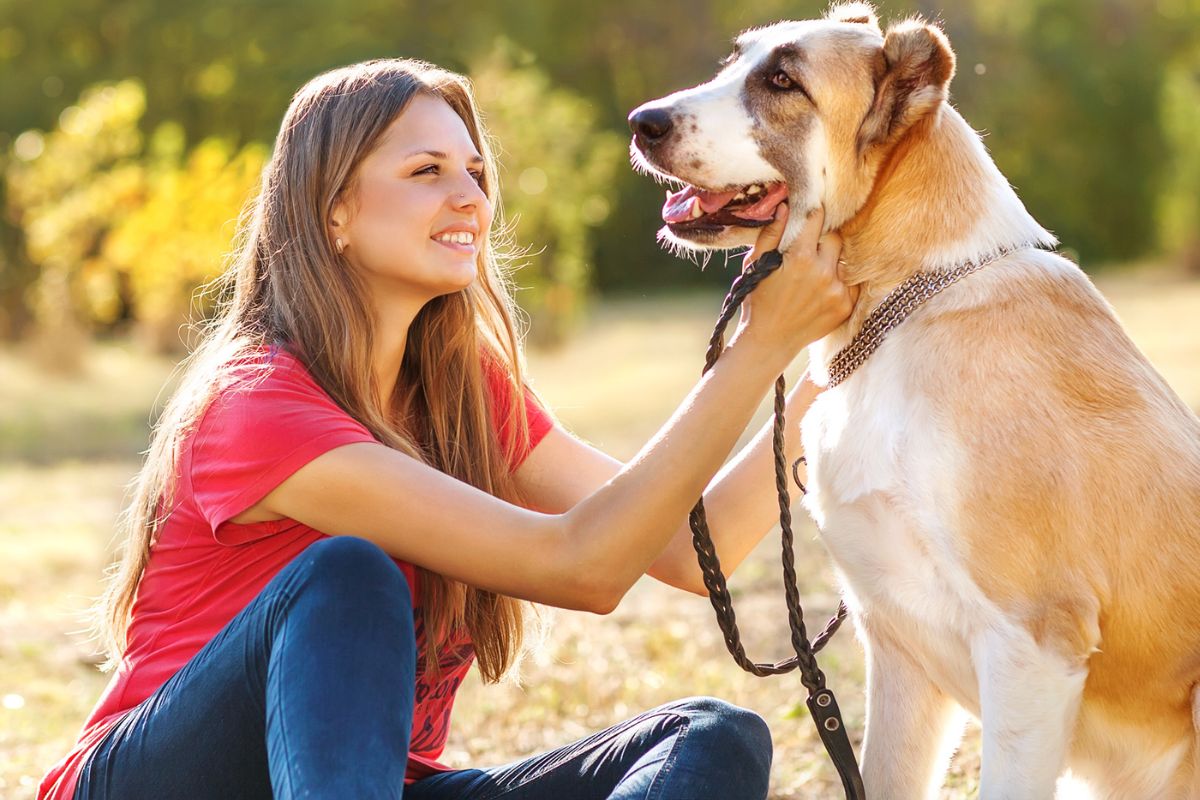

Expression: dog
xmin=628 ymin=4 xmax=1200 ymax=798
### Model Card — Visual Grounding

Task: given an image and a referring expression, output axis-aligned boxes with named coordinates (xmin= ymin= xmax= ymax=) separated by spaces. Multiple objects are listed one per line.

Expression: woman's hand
xmin=733 ymin=203 xmax=857 ymax=359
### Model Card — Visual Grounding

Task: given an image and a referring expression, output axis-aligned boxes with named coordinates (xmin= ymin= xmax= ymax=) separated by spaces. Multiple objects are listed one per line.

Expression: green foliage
xmin=103 ymin=128 xmax=266 ymax=350
xmin=1158 ymin=44 xmax=1200 ymax=272
xmin=471 ymin=43 xmax=624 ymax=345
xmin=0 ymin=0 xmax=1198 ymax=345
xmin=942 ymin=0 xmax=1192 ymax=266
xmin=5 ymin=80 xmax=147 ymax=365
xmin=5 ymin=80 xmax=265 ymax=356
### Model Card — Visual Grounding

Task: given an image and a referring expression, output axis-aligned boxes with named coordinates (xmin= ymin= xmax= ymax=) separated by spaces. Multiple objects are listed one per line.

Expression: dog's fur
xmin=630 ymin=5 xmax=1200 ymax=798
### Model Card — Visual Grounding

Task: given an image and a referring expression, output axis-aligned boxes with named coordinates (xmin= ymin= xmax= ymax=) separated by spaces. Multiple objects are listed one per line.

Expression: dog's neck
xmin=836 ymin=104 xmax=1055 ymax=296
xmin=807 ymin=105 xmax=1055 ymax=382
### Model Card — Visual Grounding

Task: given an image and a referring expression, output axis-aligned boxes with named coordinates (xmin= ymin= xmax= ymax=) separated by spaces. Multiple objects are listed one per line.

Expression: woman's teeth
xmin=434 ymin=231 xmax=475 ymax=245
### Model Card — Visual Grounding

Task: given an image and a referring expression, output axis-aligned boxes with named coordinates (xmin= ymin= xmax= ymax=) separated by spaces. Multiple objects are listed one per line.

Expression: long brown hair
xmin=95 ymin=58 xmax=539 ymax=683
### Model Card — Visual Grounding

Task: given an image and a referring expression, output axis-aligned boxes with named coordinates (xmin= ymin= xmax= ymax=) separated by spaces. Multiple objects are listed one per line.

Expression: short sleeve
xmin=483 ymin=359 xmax=554 ymax=471
xmin=188 ymin=353 xmax=377 ymax=543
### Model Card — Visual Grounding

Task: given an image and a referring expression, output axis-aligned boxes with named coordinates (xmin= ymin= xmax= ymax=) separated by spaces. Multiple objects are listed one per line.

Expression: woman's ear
xmin=855 ymin=19 xmax=956 ymax=155
xmin=328 ymin=192 xmax=351 ymax=245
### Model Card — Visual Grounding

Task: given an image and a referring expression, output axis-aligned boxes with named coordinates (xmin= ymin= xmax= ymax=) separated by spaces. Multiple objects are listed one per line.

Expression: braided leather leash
xmin=688 ymin=249 xmax=863 ymax=800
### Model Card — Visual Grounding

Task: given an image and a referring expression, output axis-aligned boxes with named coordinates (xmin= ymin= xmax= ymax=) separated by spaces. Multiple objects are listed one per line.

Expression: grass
xmin=2 ymin=271 xmax=1199 ymax=799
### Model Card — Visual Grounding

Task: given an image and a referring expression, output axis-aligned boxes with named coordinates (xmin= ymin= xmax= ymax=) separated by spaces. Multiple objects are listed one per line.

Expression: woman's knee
xmin=292 ymin=536 xmax=413 ymax=610
xmin=667 ymin=696 xmax=773 ymax=775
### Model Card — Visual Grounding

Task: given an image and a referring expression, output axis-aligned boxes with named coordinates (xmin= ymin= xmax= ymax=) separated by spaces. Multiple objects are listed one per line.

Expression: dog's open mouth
xmin=661 ymin=181 xmax=789 ymax=232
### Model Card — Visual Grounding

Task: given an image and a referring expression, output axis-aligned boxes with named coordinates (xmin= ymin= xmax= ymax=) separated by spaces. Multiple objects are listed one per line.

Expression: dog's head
xmin=628 ymin=3 xmax=955 ymax=252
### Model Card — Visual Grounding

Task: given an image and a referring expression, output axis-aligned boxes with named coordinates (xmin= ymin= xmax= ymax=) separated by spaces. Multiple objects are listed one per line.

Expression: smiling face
xmin=628 ymin=11 xmax=889 ymax=251
xmin=330 ymin=92 xmax=492 ymax=308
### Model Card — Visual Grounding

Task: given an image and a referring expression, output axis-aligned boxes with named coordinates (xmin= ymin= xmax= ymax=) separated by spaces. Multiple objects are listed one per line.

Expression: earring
xmin=335 ymin=238 xmax=345 ymax=255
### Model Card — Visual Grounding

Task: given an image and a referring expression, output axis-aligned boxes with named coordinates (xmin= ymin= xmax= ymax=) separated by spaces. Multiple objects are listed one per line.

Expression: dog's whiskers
xmin=629 ymin=147 xmax=687 ymax=189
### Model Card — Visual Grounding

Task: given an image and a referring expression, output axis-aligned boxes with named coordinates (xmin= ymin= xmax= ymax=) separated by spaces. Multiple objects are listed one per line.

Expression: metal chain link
xmin=828 ymin=247 xmax=1018 ymax=387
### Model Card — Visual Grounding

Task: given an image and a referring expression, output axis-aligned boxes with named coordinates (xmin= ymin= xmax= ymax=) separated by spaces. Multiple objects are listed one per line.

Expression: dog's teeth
xmin=747 ymin=185 xmax=762 ymax=195
xmin=691 ymin=201 xmax=704 ymax=219
xmin=733 ymin=192 xmax=746 ymax=201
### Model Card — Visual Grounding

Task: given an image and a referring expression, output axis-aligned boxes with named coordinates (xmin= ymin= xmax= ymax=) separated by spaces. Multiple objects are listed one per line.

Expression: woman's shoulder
xmin=205 ymin=342 xmax=336 ymax=411
xmin=197 ymin=342 xmax=371 ymax=444
xmin=219 ymin=341 xmax=311 ymax=388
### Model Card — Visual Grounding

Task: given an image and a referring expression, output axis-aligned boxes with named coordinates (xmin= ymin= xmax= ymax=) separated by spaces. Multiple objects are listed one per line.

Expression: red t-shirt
xmin=38 ymin=344 xmax=553 ymax=800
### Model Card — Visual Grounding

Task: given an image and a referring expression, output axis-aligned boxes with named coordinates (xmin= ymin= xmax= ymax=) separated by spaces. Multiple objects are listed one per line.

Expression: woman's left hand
xmin=735 ymin=203 xmax=860 ymax=355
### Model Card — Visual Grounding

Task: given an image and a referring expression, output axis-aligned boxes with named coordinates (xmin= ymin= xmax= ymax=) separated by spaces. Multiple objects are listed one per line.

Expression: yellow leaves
xmin=6 ymin=78 xmax=265 ymax=351
xmin=105 ymin=137 xmax=266 ymax=343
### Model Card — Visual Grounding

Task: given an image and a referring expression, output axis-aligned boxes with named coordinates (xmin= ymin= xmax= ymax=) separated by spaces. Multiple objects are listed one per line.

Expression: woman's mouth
xmin=432 ymin=230 xmax=476 ymax=253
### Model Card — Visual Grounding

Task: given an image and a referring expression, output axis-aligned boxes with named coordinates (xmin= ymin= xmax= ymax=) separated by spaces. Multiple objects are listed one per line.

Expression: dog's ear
xmin=856 ymin=19 xmax=956 ymax=154
xmin=826 ymin=2 xmax=881 ymax=34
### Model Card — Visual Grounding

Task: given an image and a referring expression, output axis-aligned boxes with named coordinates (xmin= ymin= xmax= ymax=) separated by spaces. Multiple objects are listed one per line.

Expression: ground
xmin=2 ymin=269 xmax=1198 ymax=799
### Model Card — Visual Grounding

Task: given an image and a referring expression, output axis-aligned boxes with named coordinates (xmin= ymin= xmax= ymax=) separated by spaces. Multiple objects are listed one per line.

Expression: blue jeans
xmin=74 ymin=536 xmax=772 ymax=799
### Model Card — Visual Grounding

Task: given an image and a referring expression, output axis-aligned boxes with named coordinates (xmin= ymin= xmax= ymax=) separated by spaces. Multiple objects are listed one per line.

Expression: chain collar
xmin=827 ymin=246 xmax=1029 ymax=387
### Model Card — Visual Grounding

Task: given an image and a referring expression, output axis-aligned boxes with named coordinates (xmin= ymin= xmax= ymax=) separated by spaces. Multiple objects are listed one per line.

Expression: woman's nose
xmin=451 ymin=174 xmax=487 ymax=208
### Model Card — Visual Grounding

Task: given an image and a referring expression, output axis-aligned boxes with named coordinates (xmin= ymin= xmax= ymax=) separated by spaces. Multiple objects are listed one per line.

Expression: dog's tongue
xmin=729 ymin=182 xmax=790 ymax=221
xmin=662 ymin=185 xmax=739 ymax=223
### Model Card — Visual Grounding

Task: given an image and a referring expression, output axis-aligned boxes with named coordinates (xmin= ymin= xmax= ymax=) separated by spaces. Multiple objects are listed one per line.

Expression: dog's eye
xmin=770 ymin=69 xmax=796 ymax=90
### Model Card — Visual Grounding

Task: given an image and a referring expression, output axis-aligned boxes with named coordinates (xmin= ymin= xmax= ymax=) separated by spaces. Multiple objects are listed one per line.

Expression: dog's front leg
xmin=860 ymin=633 xmax=966 ymax=800
xmin=973 ymin=627 xmax=1086 ymax=800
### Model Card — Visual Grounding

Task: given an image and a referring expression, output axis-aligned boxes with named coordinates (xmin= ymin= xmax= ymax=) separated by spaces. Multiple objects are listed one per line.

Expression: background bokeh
xmin=2 ymin=0 xmax=1199 ymax=350
xmin=2 ymin=1 xmax=1199 ymax=798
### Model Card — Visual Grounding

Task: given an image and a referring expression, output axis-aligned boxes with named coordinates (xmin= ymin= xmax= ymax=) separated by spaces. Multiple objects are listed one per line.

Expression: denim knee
xmin=666 ymin=696 xmax=773 ymax=775
xmin=292 ymin=536 xmax=413 ymax=610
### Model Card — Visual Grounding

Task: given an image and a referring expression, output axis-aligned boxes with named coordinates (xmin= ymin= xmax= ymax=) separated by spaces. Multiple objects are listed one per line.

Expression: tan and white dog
xmin=629 ymin=4 xmax=1200 ymax=799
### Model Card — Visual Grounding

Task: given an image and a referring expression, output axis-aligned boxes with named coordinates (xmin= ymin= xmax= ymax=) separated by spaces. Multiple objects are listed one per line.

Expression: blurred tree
xmin=103 ymin=126 xmax=267 ymax=351
xmin=5 ymin=81 xmax=147 ymax=368
xmin=945 ymin=0 xmax=1198 ymax=266
xmin=6 ymin=80 xmax=265 ymax=361
xmin=1158 ymin=41 xmax=1200 ymax=273
xmin=470 ymin=42 xmax=624 ymax=345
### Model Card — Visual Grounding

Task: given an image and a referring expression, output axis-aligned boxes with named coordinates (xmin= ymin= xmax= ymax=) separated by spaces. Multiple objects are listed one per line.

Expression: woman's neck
xmin=371 ymin=295 xmax=419 ymax=411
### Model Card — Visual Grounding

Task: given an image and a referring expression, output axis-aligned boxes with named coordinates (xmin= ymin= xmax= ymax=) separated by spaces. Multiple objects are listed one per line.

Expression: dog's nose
xmin=628 ymin=107 xmax=674 ymax=144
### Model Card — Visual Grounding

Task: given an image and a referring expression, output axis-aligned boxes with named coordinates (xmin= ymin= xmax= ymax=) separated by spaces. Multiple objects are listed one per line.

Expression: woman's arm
xmin=256 ymin=206 xmax=851 ymax=614
xmin=514 ymin=372 xmax=822 ymax=596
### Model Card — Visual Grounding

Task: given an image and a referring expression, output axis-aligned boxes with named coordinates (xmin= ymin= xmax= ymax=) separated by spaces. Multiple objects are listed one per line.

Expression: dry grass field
xmin=2 ymin=269 xmax=1199 ymax=799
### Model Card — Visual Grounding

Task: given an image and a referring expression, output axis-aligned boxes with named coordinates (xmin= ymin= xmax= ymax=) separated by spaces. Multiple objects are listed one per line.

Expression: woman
xmin=39 ymin=58 xmax=852 ymax=800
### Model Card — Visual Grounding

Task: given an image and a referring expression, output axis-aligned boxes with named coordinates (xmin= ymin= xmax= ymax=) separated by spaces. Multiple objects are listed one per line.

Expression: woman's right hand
xmin=732 ymin=203 xmax=857 ymax=359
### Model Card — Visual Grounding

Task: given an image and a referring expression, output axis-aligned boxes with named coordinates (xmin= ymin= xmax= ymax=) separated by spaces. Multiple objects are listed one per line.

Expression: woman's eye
xmin=414 ymin=165 xmax=483 ymax=185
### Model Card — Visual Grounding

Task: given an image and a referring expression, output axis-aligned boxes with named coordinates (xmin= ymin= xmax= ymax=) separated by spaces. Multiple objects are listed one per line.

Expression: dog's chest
xmin=800 ymin=352 xmax=996 ymax=708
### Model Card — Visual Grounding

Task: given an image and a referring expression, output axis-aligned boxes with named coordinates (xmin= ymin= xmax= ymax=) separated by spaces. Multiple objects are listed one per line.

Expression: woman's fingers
xmin=734 ymin=204 xmax=858 ymax=356
xmin=796 ymin=205 xmax=826 ymax=256
xmin=742 ymin=203 xmax=789 ymax=271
